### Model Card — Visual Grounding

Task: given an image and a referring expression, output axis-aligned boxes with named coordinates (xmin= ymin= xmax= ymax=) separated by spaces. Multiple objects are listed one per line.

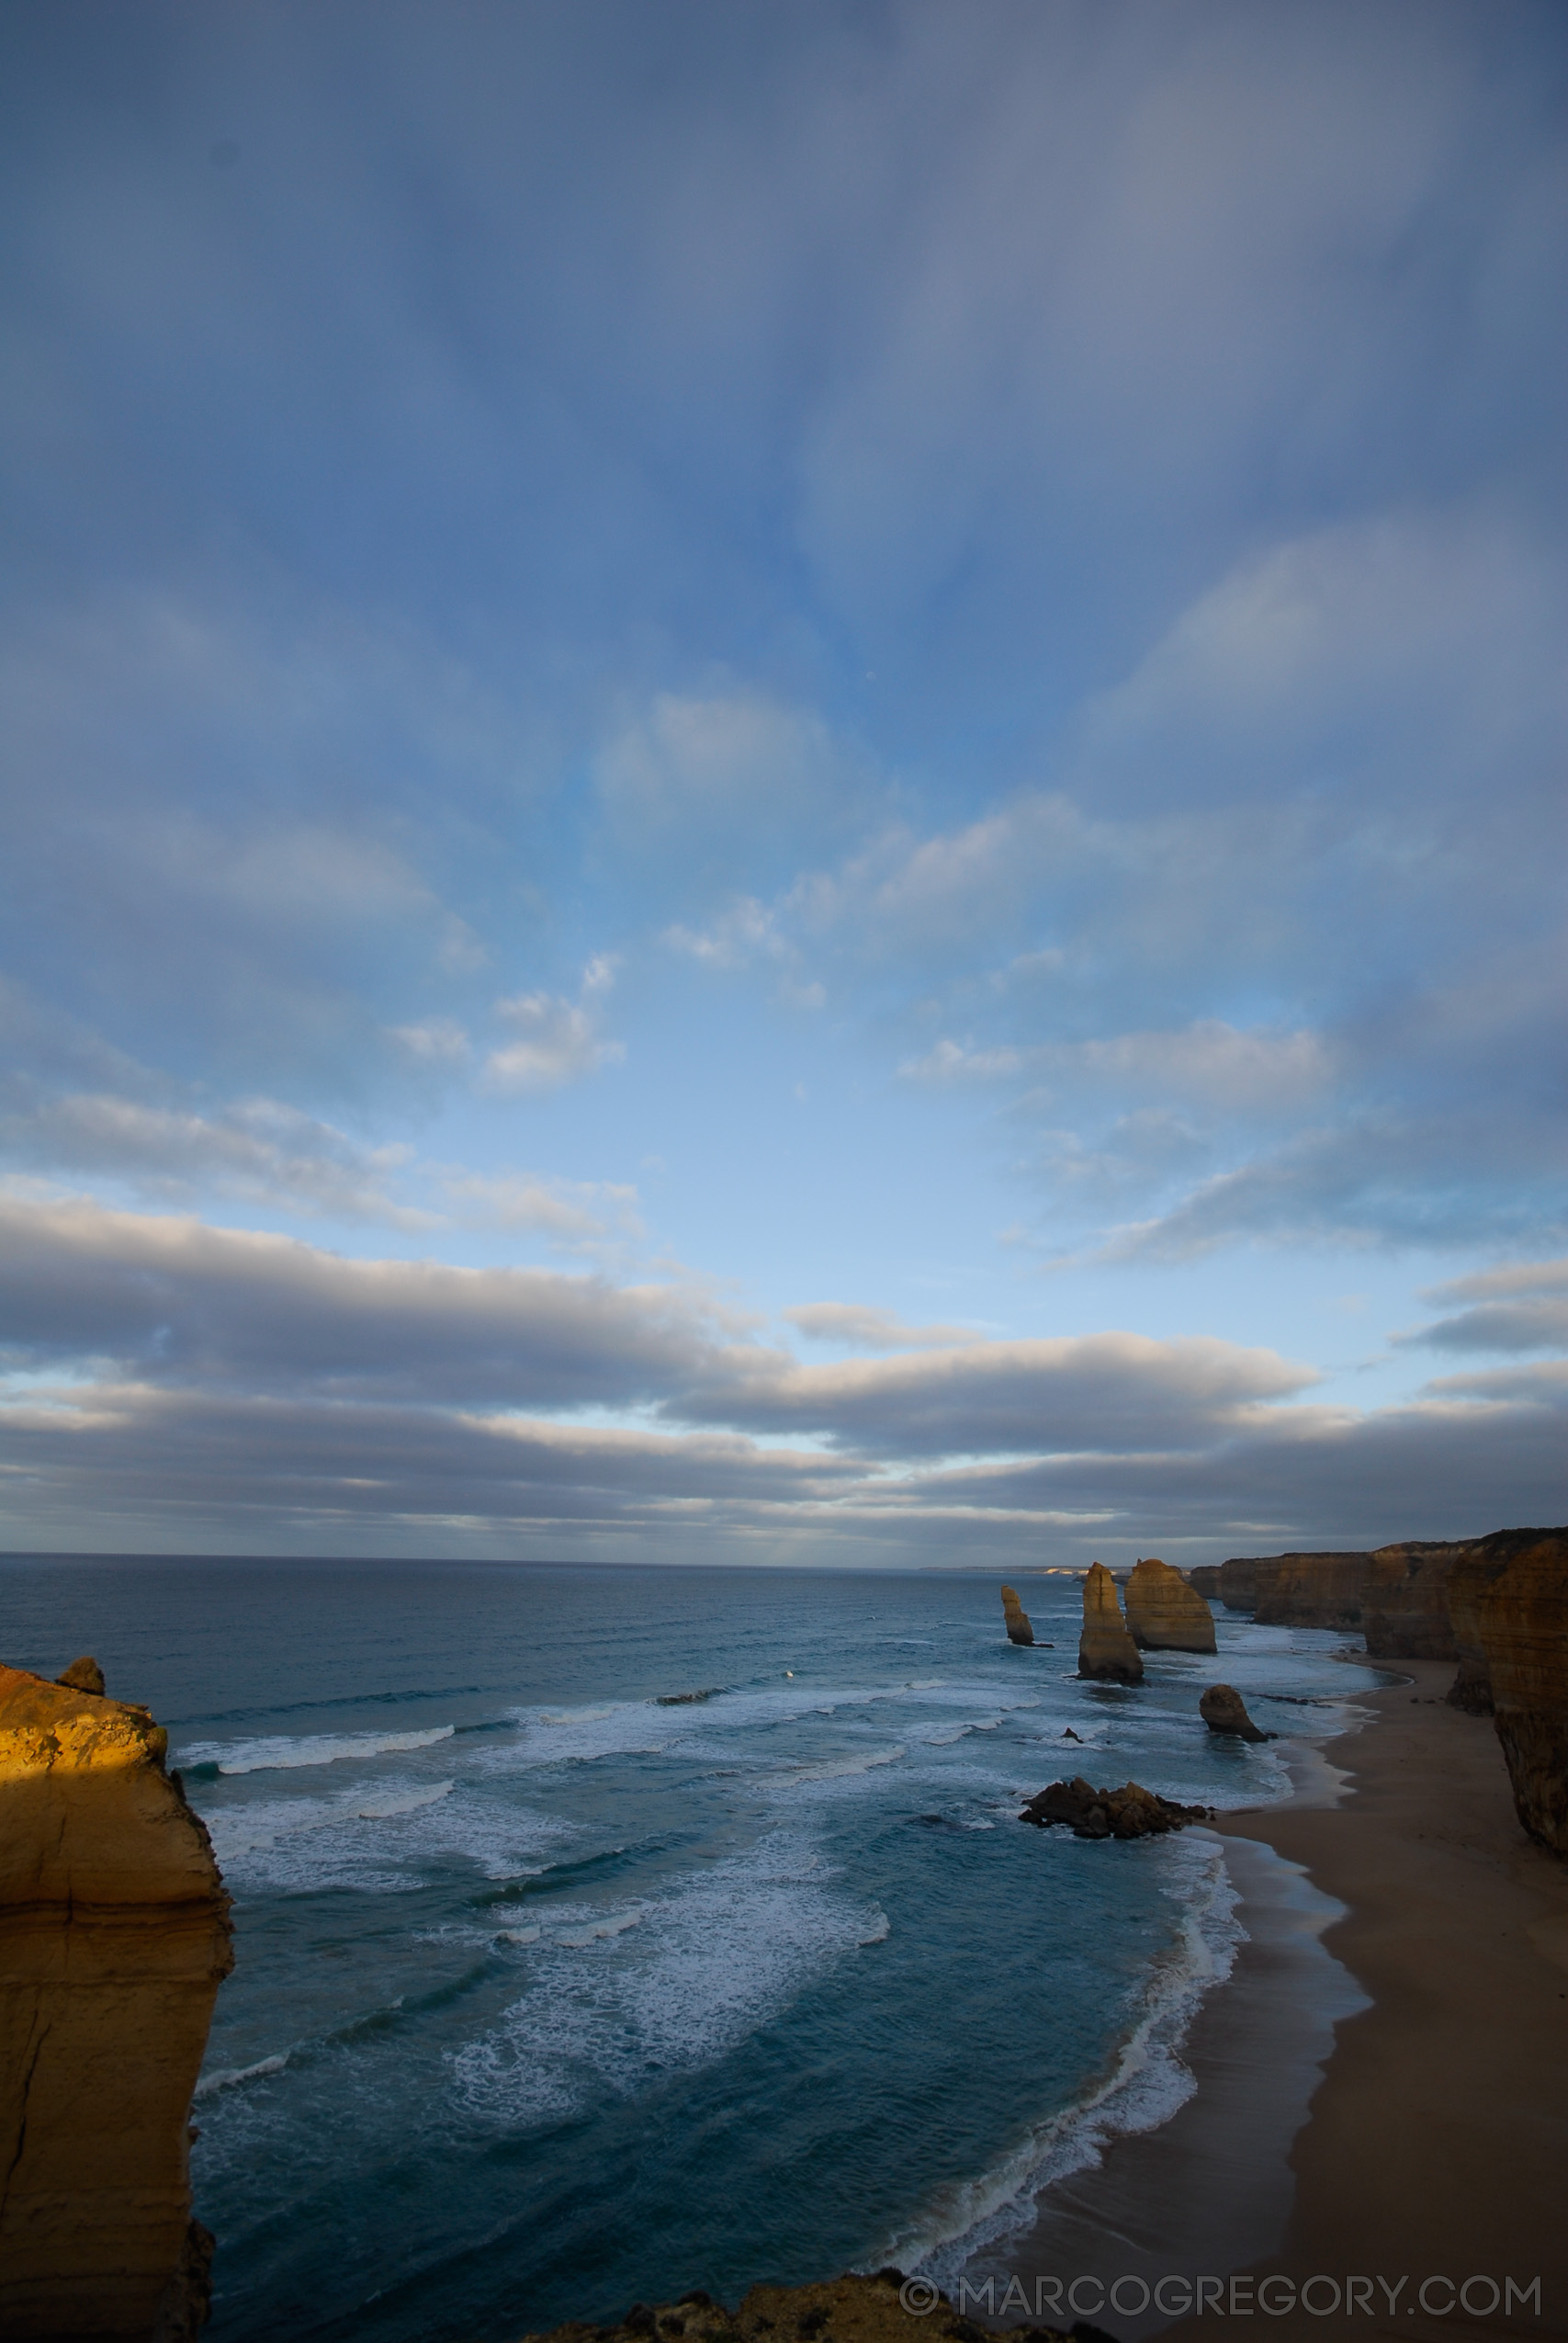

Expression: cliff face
xmin=1124 ymin=1557 xmax=1216 ymax=1653
xmin=1444 ymin=1530 xmax=1568 ymax=1852
xmin=1218 ymin=1552 xmax=1371 ymax=1628
xmin=1360 ymin=1541 xmax=1464 ymax=1660
xmin=999 ymin=1585 xmax=1033 ymax=1646
xmin=1186 ymin=1566 xmax=1222 ymax=1599
xmin=0 ymin=1662 xmax=232 ymax=2340
xmin=1077 ymin=1563 xmax=1143 ymax=1684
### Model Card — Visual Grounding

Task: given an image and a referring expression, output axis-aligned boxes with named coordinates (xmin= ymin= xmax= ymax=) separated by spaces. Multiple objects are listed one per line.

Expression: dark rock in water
xmin=1062 ymin=1726 xmax=1082 ymax=1742
xmin=1019 ymin=1774 xmax=1212 ymax=1839
xmin=1000 ymin=1584 xmax=1034 ymax=1645
xmin=1077 ymin=1561 xmax=1143 ymax=1683
xmin=656 ymin=1688 xmax=720 ymax=1705
xmin=1200 ymin=1683 xmax=1273 ymax=1741
xmin=1186 ymin=1565 xmax=1222 ymax=1599
xmin=55 ymin=1654 xmax=106 ymax=1695
xmin=1124 ymin=1556 xmax=1216 ymax=1653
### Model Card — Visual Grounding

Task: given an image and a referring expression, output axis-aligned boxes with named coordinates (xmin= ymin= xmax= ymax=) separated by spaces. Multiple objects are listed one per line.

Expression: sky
xmin=2 ymin=0 xmax=1566 ymax=1567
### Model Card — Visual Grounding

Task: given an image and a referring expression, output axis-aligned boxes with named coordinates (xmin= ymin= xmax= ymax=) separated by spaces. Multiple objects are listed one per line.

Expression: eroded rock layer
xmin=1124 ymin=1556 xmax=1216 ymax=1653
xmin=1444 ymin=1529 xmax=1568 ymax=1852
xmin=1077 ymin=1563 xmax=1143 ymax=1684
xmin=999 ymin=1585 xmax=1034 ymax=1646
xmin=1186 ymin=1566 xmax=1222 ymax=1599
xmin=0 ymin=1662 xmax=232 ymax=2339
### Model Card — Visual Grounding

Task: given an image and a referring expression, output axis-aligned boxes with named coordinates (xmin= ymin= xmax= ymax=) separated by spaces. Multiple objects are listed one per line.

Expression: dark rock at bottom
xmin=1019 ymin=1774 xmax=1213 ymax=1839
xmin=513 ymin=2271 xmax=1112 ymax=2343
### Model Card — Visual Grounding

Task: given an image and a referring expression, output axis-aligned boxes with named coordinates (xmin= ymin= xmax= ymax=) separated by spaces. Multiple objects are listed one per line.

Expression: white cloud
xmin=389 ymin=1018 xmax=471 ymax=1063
xmin=784 ymin=1303 xmax=979 ymax=1351
xmin=483 ymin=961 xmax=625 ymax=1092
xmin=444 ymin=1172 xmax=644 ymax=1250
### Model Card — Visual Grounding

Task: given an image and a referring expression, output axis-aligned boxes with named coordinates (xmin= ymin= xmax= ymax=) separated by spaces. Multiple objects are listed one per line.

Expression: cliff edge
xmin=0 ymin=1661 xmax=233 ymax=2340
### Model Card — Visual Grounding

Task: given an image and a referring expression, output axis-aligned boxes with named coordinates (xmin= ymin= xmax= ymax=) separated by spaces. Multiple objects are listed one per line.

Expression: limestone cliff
xmin=1186 ymin=1566 xmax=1222 ymax=1599
xmin=1217 ymin=1551 xmax=1371 ymax=1628
xmin=1077 ymin=1563 xmax=1143 ymax=1684
xmin=999 ymin=1585 xmax=1033 ymax=1646
xmin=0 ymin=1661 xmax=233 ymax=2340
xmin=1444 ymin=1529 xmax=1568 ymax=1852
xmin=1124 ymin=1556 xmax=1216 ymax=1653
xmin=1359 ymin=1540 xmax=1464 ymax=1660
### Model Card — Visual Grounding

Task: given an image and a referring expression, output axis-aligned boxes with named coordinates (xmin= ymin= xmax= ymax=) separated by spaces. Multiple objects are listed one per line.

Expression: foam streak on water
xmin=0 ymin=1557 xmax=1393 ymax=2343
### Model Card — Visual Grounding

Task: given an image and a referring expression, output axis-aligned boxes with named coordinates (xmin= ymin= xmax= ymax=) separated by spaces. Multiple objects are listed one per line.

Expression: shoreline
xmin=976 ymin=1663 xmax=1568 ymax=2340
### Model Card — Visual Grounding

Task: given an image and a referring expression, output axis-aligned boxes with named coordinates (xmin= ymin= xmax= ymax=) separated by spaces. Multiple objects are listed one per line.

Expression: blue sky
xmin=3 ymin=0 xmax=1565 ymax=1563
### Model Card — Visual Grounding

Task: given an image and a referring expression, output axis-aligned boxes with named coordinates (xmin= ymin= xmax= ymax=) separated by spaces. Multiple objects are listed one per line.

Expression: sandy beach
xmin=987 ymin=1664 xmax=1568 ymax=2341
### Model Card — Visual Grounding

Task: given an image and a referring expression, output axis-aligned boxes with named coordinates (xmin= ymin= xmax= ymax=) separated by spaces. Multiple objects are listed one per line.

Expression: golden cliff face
xmin=0 ymin=1662 xmax=233 ymax=2341
xmin=1077 ymin=1563 xmax=1143 ymax=1684
xmin=1444 ymin=1530 xmax=1568 ymax=1854
xmin=1123 ymin=1557 xmax=1216 ymax=1654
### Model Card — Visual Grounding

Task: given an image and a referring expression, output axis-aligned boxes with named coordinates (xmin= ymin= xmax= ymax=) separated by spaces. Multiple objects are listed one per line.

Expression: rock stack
xmin=1019 ymin=1775 xmax=1212 ymax=1839
xmin=1215 ymin=1552 xmax=1371 ymax=1626
xmin=1200 ymin=1683 xmax=1272 ymax=1741
xmin=1077 ymin=1562 xmax=1143 ymax=1684
xmin=1000 ymin=1584 xmax=1034 ymax=1645
xmin=0 ymin=1660 xmax=232 ymax=2339
xmin=1124 ymin=1556 xmax=1217 ymax=1653
xmin=1360 ymin=1541 xmax=1466 ymax=1660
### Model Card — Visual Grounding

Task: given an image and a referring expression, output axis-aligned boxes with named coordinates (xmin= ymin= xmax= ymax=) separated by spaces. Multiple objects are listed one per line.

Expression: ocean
xmin=1 ymin=1557 xmax=1388 ymax=2341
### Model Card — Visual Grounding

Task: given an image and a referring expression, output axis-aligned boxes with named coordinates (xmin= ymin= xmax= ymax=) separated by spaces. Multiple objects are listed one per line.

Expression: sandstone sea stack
xmin=1200 ymin=1682 xmax=1271 ymax=1741
xmin=0 ymin=1660 xmax=232 ymax=2340
xmin=1444 ymin=1528 xmax=1568 ymax=1853
xmin=1077 ymin=1563 xmax=1143 ymax=1684
xmin=1124 ymin=1556 xmax=1216 ymax=1653
xmin=999 ymin=1584 xmax=1034 ymax=1645
xmin=1186 ymin=1565 xmax=1222 ymax=1599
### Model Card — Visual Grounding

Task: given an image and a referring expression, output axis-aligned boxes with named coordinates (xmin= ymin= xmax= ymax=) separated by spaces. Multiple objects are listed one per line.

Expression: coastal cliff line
xmin=0 ymin=1660 xmax=232 ymax=2342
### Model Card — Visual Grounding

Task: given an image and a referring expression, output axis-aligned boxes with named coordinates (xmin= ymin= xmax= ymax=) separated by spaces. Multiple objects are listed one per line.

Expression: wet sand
xmin=986 ymin=1663 xmax=1568 ymax=2341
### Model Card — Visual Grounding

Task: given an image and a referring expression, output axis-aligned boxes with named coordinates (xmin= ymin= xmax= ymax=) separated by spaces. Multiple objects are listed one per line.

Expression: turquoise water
xmin=1 ymin=1558 xmax=1388 ymax=2341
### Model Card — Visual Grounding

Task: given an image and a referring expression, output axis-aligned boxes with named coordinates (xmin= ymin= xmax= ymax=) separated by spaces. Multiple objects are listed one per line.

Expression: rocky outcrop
xmin=1218 ymin=1551 xmax=1371 ymax=1627
xmin=1186 ymin=1566 xmax=1222 ymax=1599
xmin=1443 ymin=1529 xmax=1568 ymax=1853
xmin=1360 ymin=1542 xmax=1464 ymax=1659
xmin=0 ymin=1661 xmax=232 ymax=2339
xmin=1020 ymin=1775 xmax=1213 ymax=1839
xmin=56 ymin=1654 xmax=107 ymax=1694
xmin=1077 ymin=1562 xmax=1143 ymax=1683
xmin=1200 ymin=1683 xmax=1272 ymax=1741
xmin=517 ymin=2272 xmax=1092 ymax=2343
xmin=1124 ymin=1556 xmax=1216 ymax=1653
xmin=1000 ymin=1585 xmax=1034 ymax=1646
